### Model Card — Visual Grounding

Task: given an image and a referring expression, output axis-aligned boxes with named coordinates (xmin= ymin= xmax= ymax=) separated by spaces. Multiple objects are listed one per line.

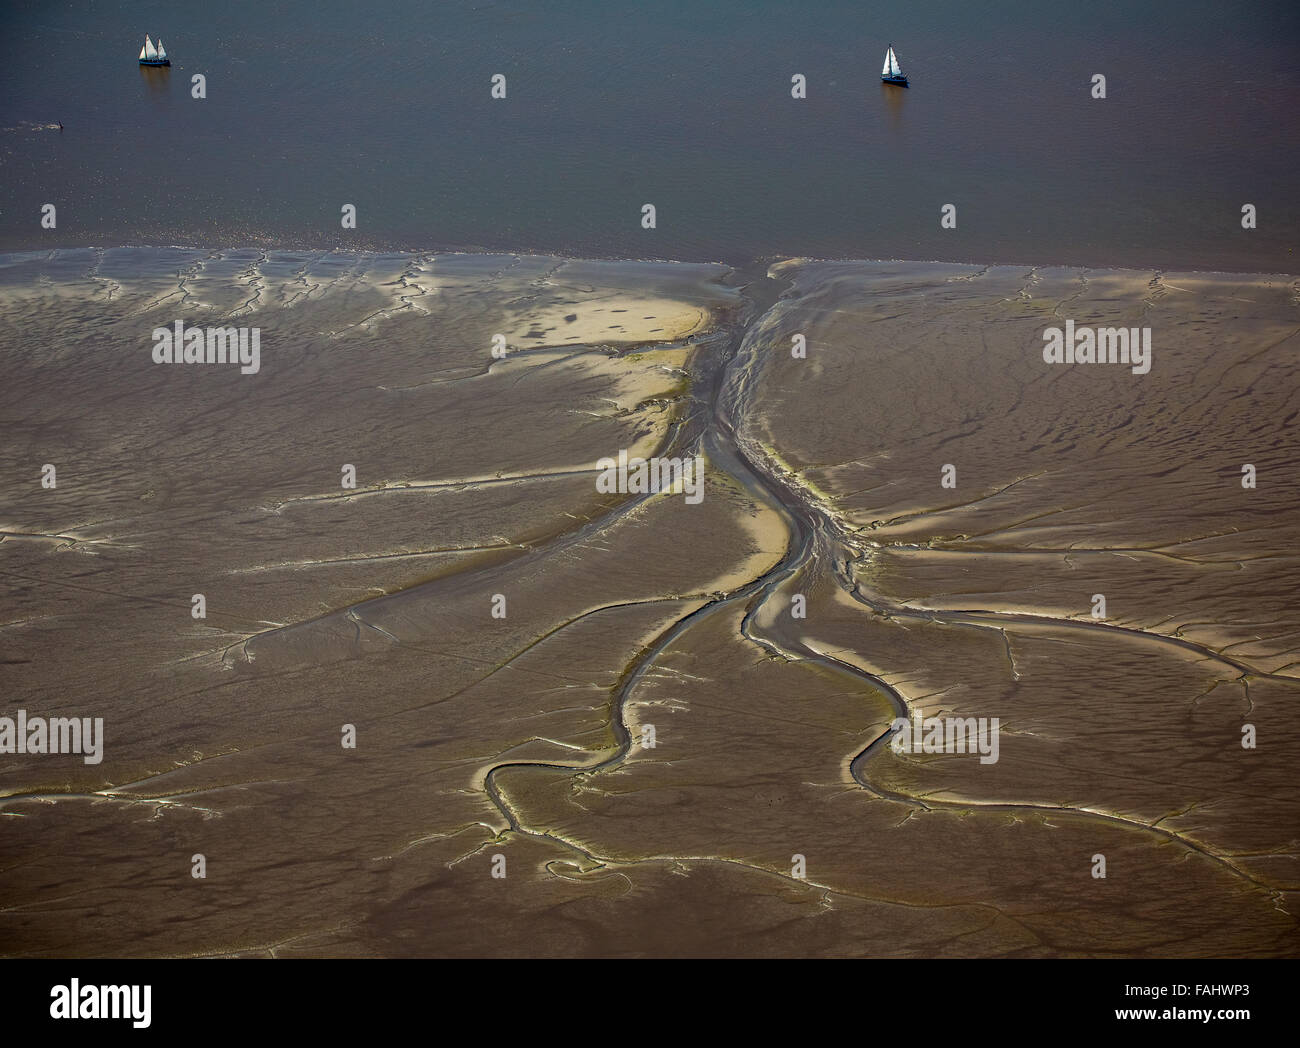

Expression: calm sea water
xmin=2 ymin=0 xmax=1297 ymax=271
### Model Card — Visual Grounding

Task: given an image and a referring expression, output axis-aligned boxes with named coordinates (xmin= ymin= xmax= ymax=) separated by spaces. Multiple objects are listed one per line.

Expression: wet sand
xmin=0 ymin=249 xmax=1296 ymax=956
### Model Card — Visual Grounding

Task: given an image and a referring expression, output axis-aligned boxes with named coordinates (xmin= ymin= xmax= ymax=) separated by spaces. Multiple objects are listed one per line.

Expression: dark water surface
xmin=2 ymin=0 xmax=1297 ymax=269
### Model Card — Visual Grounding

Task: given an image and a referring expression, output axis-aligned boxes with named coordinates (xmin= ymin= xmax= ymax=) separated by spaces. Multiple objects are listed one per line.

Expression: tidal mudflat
xmin=0 ymin=249 xmax=1296 ymax=956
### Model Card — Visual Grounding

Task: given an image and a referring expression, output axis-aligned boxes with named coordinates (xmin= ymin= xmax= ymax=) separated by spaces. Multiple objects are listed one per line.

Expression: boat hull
xmin=881 ymin=75 xmax=908 ymax=87
xmin=139 ymin=59 xmax=170 ymax=67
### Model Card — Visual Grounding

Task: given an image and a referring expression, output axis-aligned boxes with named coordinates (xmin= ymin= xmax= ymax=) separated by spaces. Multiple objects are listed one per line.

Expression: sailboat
xmin=138 ymin=35 xmax=170 ymax=67
xmin=881 ymin=44 xmax=907 ymax=87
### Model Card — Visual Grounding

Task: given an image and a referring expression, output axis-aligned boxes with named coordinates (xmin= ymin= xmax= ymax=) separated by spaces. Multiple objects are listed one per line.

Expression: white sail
xmin=157 ymin=39 xmax=167 ymax=60
xmin=139 ymin=44 xmax=147 ymax=60
xmin=890 ymin=48 xmax=902 ymax=77
xmin=882 ymin=48 xmax=892 ymax=77
xmin=144 ymin=36 xmax=158 ymax=60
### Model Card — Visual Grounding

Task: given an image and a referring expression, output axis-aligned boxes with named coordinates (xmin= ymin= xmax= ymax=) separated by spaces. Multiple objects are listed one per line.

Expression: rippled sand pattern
xmin=0 ymin=250 xmax=1296 ymax=957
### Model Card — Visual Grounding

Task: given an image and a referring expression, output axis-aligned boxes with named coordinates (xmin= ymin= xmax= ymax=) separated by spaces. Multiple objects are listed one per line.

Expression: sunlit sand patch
xmin=501 ymin=295 xmax=714 ymax=347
